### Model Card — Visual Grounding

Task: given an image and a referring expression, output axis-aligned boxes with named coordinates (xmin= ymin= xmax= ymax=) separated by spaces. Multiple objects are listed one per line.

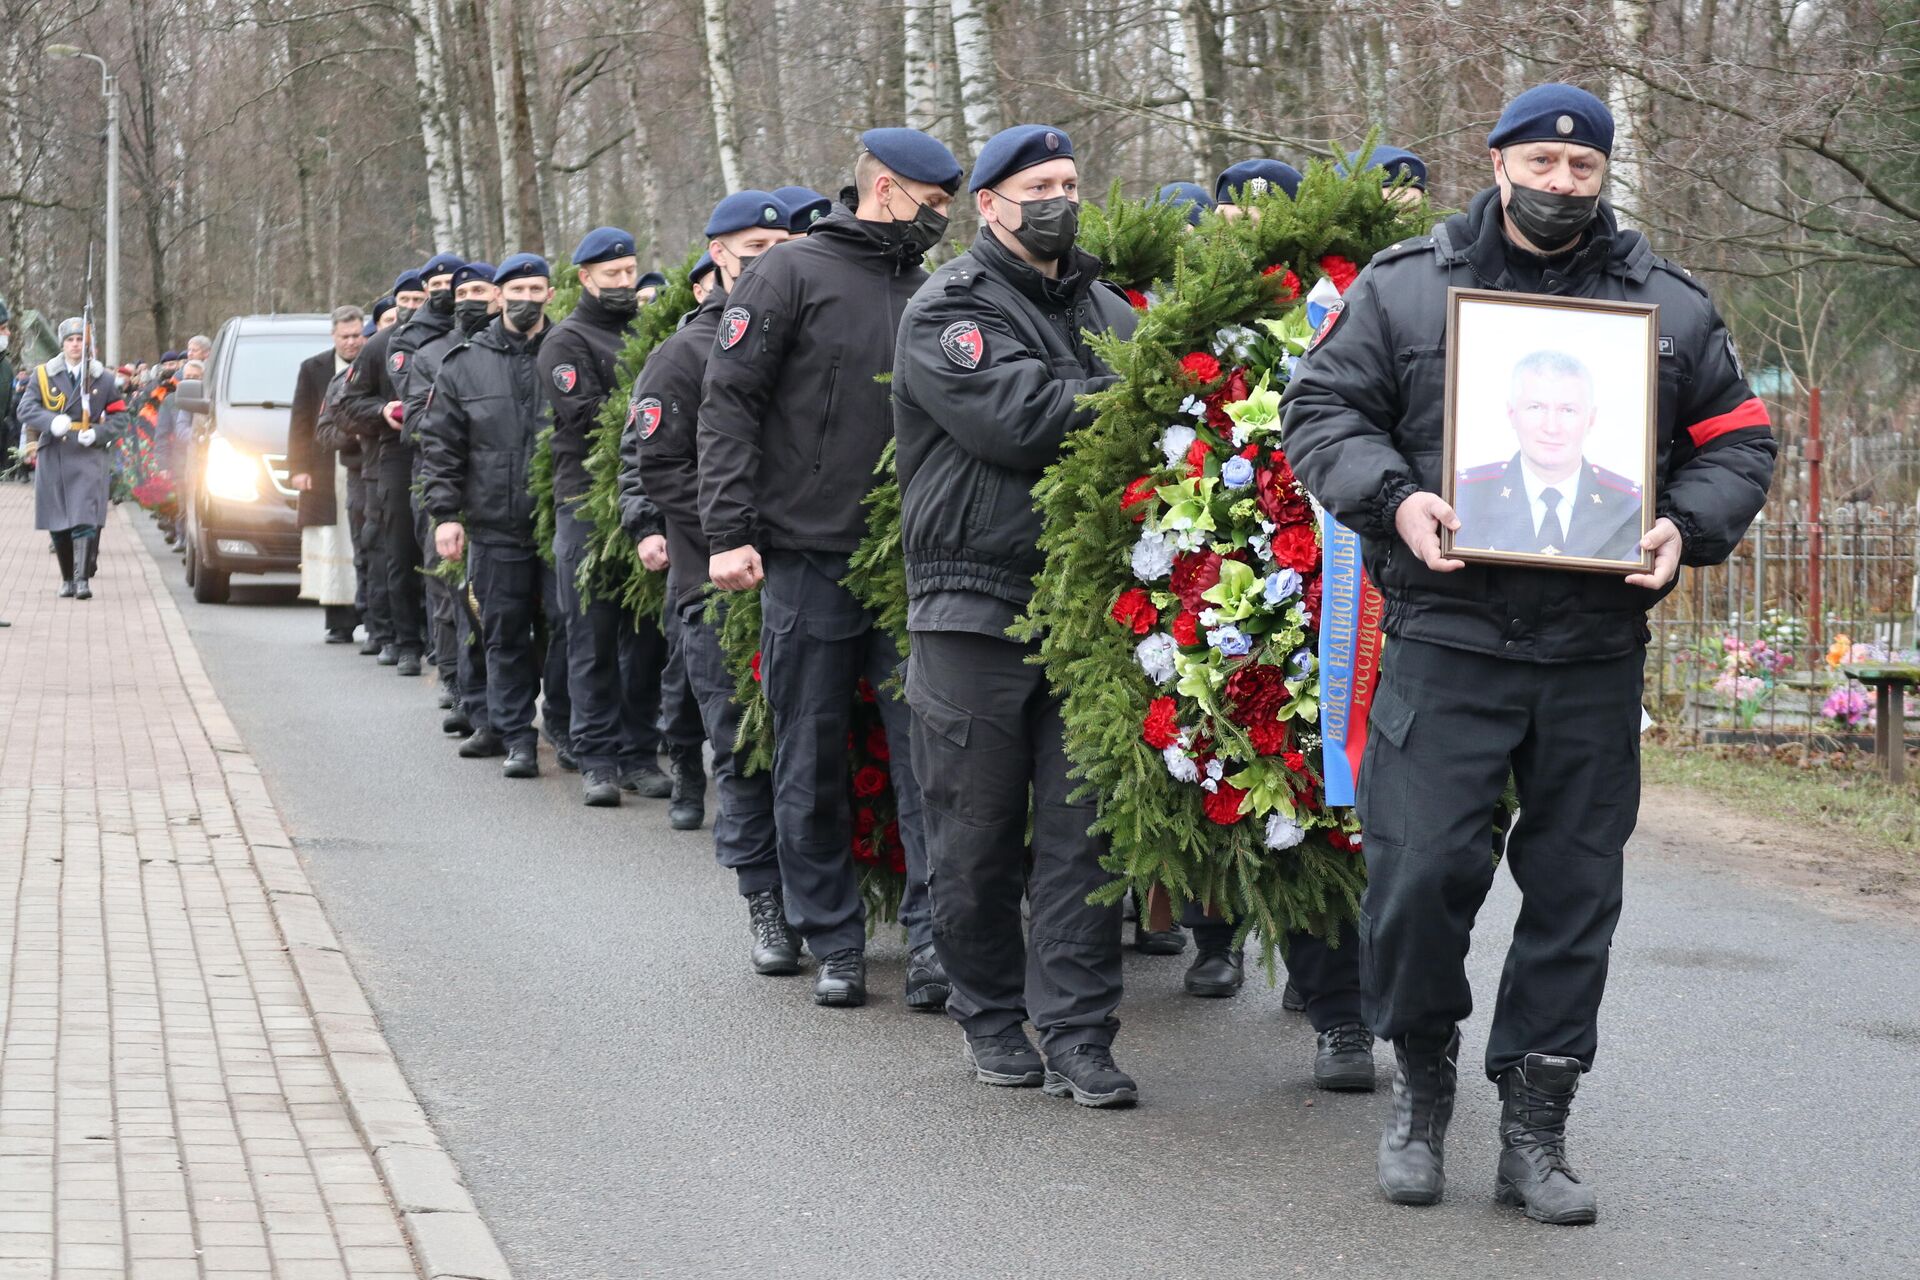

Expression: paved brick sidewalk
xmin=0 ymin=491 xmax=510 ymax=1280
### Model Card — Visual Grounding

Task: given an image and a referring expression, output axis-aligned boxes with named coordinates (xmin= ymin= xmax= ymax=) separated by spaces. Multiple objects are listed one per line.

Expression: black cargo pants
xmin=673 ymin=580 xmax=779 ymax=896
xmin=908 ymin=629 xmax=1122 ymax=1057
xmin=553 ymin=504 xmax=666 ymax=775
xmin=467 ymin=539 xmax=554 ymax=754
xmin=1358 ymin=636 xmax=1642 ymax=1080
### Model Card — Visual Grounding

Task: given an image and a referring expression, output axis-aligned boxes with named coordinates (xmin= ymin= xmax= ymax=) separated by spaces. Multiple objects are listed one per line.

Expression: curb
xmin=127 ymin=507 xmax=515 ymax=1280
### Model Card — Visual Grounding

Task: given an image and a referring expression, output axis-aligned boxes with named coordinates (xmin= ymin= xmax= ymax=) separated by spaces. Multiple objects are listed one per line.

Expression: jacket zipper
xmin=812 ymin=363 xmax=839 ymax=473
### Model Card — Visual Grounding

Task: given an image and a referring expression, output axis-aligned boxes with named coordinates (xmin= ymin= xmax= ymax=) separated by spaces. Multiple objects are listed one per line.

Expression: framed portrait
xmin=1440 ymin=288 xmax=1657 ymax=574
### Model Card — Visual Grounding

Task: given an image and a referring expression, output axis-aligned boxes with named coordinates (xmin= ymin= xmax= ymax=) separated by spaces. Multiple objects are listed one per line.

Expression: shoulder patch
xmin=636 ymin=396 xmax=663 ymax=439
xmin=721 ymin=306 xmax=752 ymax=350
xmin=551 ymin=363 xmax=577 ymax=393
xmin=939 ymin=320 xmax=984 ymax=369
xmin=390 ymin=351 xmax=406 ymax=373
xmin=1306 ymin=300 xmax=1345 ymax=351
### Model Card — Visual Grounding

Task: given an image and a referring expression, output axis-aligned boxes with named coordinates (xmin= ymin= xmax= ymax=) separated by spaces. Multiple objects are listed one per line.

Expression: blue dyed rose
xmin=1221 ymin=456 xmax=1255 ymax=489
xmin=1207 ymin=625 xmax=1252 ymax=658
xmin=1263 ymin=568 xmax=1302 ymax=606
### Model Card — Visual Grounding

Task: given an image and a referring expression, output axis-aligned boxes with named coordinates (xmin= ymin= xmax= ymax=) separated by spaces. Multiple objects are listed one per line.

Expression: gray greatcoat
xmin=17 ymin=357 xmax=128 ymax=530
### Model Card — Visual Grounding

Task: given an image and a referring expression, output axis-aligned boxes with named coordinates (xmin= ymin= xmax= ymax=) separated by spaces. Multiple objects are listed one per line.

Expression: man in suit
xmin=288 ymin=305 xmax=369 ymax=640
xmin=1453 ymin=349 xmax=1643 ymax=562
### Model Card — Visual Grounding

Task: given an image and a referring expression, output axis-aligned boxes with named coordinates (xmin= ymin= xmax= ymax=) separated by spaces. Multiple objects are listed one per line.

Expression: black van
xmin=170 ymin=314 xmax=332 ymax=602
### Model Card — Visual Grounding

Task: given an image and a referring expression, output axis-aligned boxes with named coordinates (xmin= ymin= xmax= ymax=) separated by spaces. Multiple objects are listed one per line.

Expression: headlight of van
xmin=204 ymin=434 xmax=262 ymax=503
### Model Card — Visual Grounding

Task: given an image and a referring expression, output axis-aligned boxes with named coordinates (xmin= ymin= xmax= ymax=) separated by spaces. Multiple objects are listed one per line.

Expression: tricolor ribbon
xmin=1316 ymin=510 xmax=1386 ymax=806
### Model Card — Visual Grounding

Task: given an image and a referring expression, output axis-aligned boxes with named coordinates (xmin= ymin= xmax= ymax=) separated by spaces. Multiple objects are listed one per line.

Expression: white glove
xmin=49 ymin=414 xmax=71 ymax=438
xmin=77 ymin=428 xmax=97 ymax=447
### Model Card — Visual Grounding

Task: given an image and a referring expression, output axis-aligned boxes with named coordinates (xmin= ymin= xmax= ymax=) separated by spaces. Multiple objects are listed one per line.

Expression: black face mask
xmin=392 ymin=305 xmax=416 ymax=326
xmin=504 ymin=299 xmax=545 ymax=333
xmin=997 ymin=193 xmax=1079 ymax=262
xmin=595 ymin=285 xmax=640 ymax=318
xmin=427 ymin=288 xmax=454 ymax=317
xmin=454 ymin=300 xmax=493 ymax=335
xmin=885 ymin=192 xmax=949 ymax=263
xmin=720 ymin=253 xmax=758 ymax=291
xmin=1501 ymin=179 xmax=1599 ymax=254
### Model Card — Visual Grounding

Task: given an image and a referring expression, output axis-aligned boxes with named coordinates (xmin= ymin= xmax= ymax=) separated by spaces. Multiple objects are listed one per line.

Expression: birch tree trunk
xmin=903 ymin=0 xmax=941 ymax=132
xmin=1607 ymin=0 xmax=1654 ymax=225
xmin=486 ymin=0 xmax=522 ymax=248
xmin=701 ymin=0 xmax=744 ymax=190
xmin=948 ymin=0 xmax=999 ymax=157
xmin=623 ymin=61 xmax=662 ymax=253
xmin=1179 ymin=0 xmax=1227 ymax=180
xmin=407 ymin=0 xmax=460 ymax=246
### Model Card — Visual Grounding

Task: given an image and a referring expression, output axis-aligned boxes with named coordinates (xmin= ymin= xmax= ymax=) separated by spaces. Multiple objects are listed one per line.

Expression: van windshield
xmin=222 ymin=335 xmax=330 ymax=407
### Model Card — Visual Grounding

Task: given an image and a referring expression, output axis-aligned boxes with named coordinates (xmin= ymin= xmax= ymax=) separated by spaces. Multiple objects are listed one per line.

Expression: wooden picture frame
xmin=1440 ymin=287 xmax=1658 ymax=575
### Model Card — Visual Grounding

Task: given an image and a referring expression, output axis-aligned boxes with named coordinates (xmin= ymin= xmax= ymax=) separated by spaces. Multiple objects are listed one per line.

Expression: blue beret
xmin=160 ymin=349 xmax=186 ymax=362
xmin=705 ymin=190 xmax=787 ymax=238
xmin=492 ymin=253 xmax=551 ymax=286
xmin=1153 ymin=182 xmax=1215 ymax=227
xmin=451 ymin=261 xmax=496 ymax=290
xmin=970 ymin=125 xmax=1073 ymax=193
xmin=392 ymin=269 xmax=425 ymax=295
xmin=369 ymin=296 xmax=395 ymax=324
xmin=360 ymin=320 xmax=376 ymax=337
xmin=689 ymin=253 xmax=716 ymax=285
xmin=420 ymin=252 xmax=466 ymax=281
xmin=637 ymin=270 xmax=667 ymax=290
xmin=1214 ymin=159 xmax=1302 ymax=203
xmin=861 ymin=127 xmax=964 ymax=193
xmin=1344 ymin=145 xmax=1428 ymax=190
xmin=772 ymin=186 xmax=833 ymax=232
xmin=1487 ymin=83 xmax=1613 ymax=155
xmin=572 ymin=226 xmax=637 ymax=267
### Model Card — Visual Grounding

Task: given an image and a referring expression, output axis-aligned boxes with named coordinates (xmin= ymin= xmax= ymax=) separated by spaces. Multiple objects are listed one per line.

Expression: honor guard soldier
xmin=420 ymin=253 xmax=563 ymax=779
xmin=352 ymin=284 xmax=414 ymax=658
xmin=622 ymin=191 xmax=794 ymax=970
xmin=687 ymin=255 xmax=716 ymax=305
xmin=771 ymin=185 xmax=833 ymax=234
xmin=342 ymin=255 xmax=461 ymax=674
xmin=1152 ymin=181 xmax=1215 ymax=227
xmin=1214 ymin=158 xmax=1303 ymax=219
xmin=19 ymin=317 xmax=127 ymax=599
xmin=541 ymin=225 xmax=680 ymax=807
xmin=402 ymin=261 xmax=498 ymax=735
xmin=1343 ymin=144 xmax=1429 ymax=209
xmin=894 ymin=124 xmax=1142 ymax=1106
xmin=1282 ymin=84 xmax=1777 ymax=1224
xmin=699 ymin=127 xmax=961 ymax=1010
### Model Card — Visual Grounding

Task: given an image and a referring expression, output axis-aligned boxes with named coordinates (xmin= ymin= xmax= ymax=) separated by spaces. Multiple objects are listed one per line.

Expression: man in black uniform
xmin=403 ymin=261 xmax=497 ymax=737
xmin=420 ymin=253 xmax=560 ymax=779
xmin=1214 ymin=158 xmax=1302 ymax=217
xmin=894 ymin=125 xmax=1142 ymax=1107
xmin=352 ymin=277 xmax=420 ymax=656
xmin=624 ymin=190 xmax=796 ymax=969
xmin=539 ymin=225 xmax=676 ymax=807
xmin=772 ymin=185 xmax=832 ymax=234
xmin=700 ymin=127 xmax=960 ymax=1010
xmin=1282 ymin=84 xmax=1776 ymax=1223
xmin=348 ymin=295 xmax=397 ymax=651
xmin=341 ymin=253 xmax=463 ymax=675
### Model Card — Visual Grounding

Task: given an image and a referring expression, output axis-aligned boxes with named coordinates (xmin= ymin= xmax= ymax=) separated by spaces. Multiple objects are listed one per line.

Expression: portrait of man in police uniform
xmin=1451 ymin=348 xmax=1645 ymax=564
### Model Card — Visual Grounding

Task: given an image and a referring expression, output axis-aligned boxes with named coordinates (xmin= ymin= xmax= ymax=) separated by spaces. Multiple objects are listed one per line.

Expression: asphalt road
xmin=135 ymin=518 xmax=1920 ymax=1280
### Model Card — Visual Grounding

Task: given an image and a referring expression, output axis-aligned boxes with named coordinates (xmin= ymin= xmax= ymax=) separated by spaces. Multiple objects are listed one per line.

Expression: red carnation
xmin=1169 ymin=549 xmax=1224 ymax=611
xmin=1201 ymin=369 xmax=1252 ymax=431
xmin=852 ymin=765 xmax=889 ymax=799
xmin=1125 ymin=288 xmax=1150 ymax=311
xmin=1248 ymin=718 xmax=1290 ymax=756
xmin=851 ymin=832 xmax=877 ymax=864
xmin=1263 ymin=265 xmax=1303 ymax=301
xmin=866 ymin=726 xmax=891 ymax=761
xmin=1171 ymin=611 xmax=1200 ymax=646
xmin=1328 ymin=829 xmax=1362 ymax=854
xmin=1119 ymin=475 xmax=1158 ymax=521
xmin=1110 ymin=587 xmax=1159 ymax=635
xmin=1224 ymin=662 xmax=1290 ymax=725
xmin=1142 ymin=697 xmax=1181 ymax=750
xmin=1184 ymin=437 xmax=1212 ymax=477
xmin=750 ymin=651 xmax=763 ymax=682
xmin=1179 ymin=351 xmax=1222 ymax=384
xmin=1283 ymin=749 xmax=1307 ymax=774
xmin=1302 ymin=577 xmax=1324 ymax=625
xmin=1272 ymin=524 xmax=1321 ymax=575
xmin=1319 ymin=254 xmax=1359 ymax=294
xmin=1202 ymin=781 xmax=1249 ymax=826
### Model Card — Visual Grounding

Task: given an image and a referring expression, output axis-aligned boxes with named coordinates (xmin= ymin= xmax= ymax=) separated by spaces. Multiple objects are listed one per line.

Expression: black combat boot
xmin=745 ymin=888 xmax=801 ymax=976
xmin=1281 ymin=979 xmax=1307 ymax=1012
xmin=1495 ymin=1054 xmax=1598 ymax=1225
xmin=1313 ymin=1023 xmax=1378 ymax=1092
xmin=667 ymin=744 xmax=706 ymax=830
xmin=457 ymin=727 xmax=506 ymax=758
xmin=620 ymin=755 xmax=672 ymax=798
xmin=358 ymin=634 xmax=384 ymax=656
xmin=501 ymin=747 xmax=539 ymax=779
xmin=1042 ymin=1044 xmax=1138 ymax=1109
xmin=964 ymin=1031 xmax=1043 ymax=1088
xmin=581 ymin=768 xmax=621 ymax=808
xmin=904 ymin=944 xmax=949 ymax=1010
xmin=376 ymin=644 xmax=400 ymax=666
xmin=1131 ymin=919 xmax=1185 ymax=955
xmin=395 ymin=651 xmax=422 ymax=676
xmin=812 ymin=948 xmax=867 ymax=1007
xmin=1183 ymin=944 xmax=1244 ymax=998
xmin=54 ymin=534 xmax=76 ymax=598
xmin=70 ymin=532 xmax=94 ymax=600
xmin=1377 ymin=1027 xmax=1459 ymax=1206
xmin=441 ymin=708 xmax=473 ymax=737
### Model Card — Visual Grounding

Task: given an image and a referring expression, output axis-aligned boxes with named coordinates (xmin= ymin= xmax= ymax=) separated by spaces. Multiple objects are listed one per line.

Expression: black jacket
xmin=284 ymin=348 xmax=343 ymax=527
xmin=895 ymin=231 xmax=1138 ymax=610
xmin=1281 ymin=188 xmax=1777 ymax=662
xmin=314 ymin=367 xmax=359 ymax=467
xmin=698 ymin=207 xmax=929 ymax=555
xmin=400 ymin=324 xmax=468 ymax=447
xmin=541 ymin=290 xmax=634 ymax=507
xmin=622 ymin=293 xmax=722 ymax=608
xmin=416 ymin=318 xmax=552 ymax=547
xmin=338 ymin=324 xmax=401 ymax=470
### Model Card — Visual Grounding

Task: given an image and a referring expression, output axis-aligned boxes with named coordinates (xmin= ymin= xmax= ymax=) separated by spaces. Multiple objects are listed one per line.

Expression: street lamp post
xmin=47 ymin=44 xmax=119 ymax=368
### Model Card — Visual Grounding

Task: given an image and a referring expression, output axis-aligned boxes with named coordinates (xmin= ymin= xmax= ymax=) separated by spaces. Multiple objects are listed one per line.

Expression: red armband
xmin=1685 ymin=397 xmax=1768 ymax=448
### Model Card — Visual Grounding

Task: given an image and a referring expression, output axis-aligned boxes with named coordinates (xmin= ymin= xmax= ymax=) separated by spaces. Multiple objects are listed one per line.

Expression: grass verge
xmin=1642 ymin=737 xmax=1919 ymax=859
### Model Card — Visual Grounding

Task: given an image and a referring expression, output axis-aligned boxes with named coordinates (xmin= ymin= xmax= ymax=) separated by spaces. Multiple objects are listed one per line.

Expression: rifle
xmin=79 ymin=242 xmax=96 ymax=427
